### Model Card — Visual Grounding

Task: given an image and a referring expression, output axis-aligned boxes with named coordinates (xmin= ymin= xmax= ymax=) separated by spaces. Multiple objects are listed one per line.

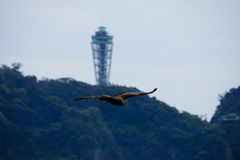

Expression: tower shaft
xmin=91 ymin=27 xmax=113 ymax=86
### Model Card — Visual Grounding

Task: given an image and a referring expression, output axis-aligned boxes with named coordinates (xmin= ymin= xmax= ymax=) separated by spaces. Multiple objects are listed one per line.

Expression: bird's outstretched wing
xmin=113 ymin=88 xmax=157 ymax=100
xmin=74 ymin=95 xmax=110 ymax=101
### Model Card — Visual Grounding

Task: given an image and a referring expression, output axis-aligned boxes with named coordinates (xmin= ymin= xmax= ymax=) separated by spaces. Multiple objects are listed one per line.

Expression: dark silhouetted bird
xmin=74 ymin=88 xmax=157 ymax=106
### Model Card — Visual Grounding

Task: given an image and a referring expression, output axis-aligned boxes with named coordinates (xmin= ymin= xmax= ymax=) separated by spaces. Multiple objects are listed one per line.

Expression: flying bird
xmin=74 ymin=88 xmax=157 ymax=106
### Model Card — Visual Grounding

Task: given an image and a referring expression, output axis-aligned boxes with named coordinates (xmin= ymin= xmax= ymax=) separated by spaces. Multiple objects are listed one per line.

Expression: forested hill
xmin=211 ymin=86 xmax=240 ymax=123
xmin=210 ymin=86 xmax=240 ymax=160
xmin=0 ymin=64 xmax=235 ymax=160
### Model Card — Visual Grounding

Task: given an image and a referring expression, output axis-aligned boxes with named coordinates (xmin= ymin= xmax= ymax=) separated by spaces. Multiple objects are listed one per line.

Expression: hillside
xmin=211 ymin=86 xmax=240 ymax=160
xmin=0 ymin=64 xmax=235 ymax=160
xmin=211 ymin=86 xmax=240 ymax=124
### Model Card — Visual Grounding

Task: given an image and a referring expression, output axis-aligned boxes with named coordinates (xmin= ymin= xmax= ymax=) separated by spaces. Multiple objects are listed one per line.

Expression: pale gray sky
xmin=1 ymin=0 xmax=240 ymax=121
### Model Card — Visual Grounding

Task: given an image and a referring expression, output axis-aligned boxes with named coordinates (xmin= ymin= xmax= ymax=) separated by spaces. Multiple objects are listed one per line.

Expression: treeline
xmin=0 ymin=64 xmax=238 ymax=160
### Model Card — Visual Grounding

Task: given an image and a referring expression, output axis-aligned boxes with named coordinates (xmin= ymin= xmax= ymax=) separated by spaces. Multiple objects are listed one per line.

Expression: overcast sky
xmin=1 ymin=0 xmax=240 ymax=121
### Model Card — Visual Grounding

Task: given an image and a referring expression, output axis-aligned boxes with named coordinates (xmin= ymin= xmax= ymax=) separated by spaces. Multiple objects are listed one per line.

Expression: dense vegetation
xmin=211 ymin=86 xmax=240 ymax=160
xmin=211 ymin=86 xmax=240 ymax=123
xmin=0 ymin=64 xmax=238 ymax=160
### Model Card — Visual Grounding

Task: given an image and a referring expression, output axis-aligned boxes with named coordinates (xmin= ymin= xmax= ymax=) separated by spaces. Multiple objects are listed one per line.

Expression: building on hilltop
xmin=91 ymin=26 xmax=113 ymax=86
xmin=213 ymin=113 xmax=240 ymax=126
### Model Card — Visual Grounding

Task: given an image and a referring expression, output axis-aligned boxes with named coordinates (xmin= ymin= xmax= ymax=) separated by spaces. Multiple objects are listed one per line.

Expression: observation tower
xmin=91 ymin=26 xmax=113 ymax=86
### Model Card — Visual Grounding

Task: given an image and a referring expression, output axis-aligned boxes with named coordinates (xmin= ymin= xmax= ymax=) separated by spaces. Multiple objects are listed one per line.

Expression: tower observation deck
xmin=91 ymin=26 xmax=113 ymax=86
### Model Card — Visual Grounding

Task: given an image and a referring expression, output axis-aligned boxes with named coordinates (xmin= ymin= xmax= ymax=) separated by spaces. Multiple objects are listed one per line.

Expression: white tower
xmin=91 ymin=27 xmax=113 ymax=86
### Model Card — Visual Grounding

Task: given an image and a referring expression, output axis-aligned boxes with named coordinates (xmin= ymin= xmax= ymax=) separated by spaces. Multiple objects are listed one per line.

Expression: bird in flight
xmin=74 ymin=88 xmax=157 ymax=106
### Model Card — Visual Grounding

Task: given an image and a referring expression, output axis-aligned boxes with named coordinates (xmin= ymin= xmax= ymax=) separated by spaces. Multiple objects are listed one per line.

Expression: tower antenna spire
xmin=101 ymin=14 xmax=103 ymax=26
